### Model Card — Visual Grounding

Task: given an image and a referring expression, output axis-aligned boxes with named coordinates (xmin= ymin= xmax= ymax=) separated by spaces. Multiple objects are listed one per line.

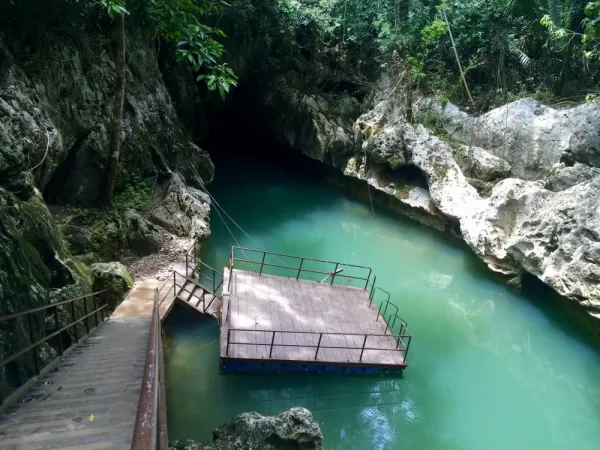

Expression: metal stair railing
xmin=0 ymin=290 xmax=109 ymax=409
xmin=173 ymin=271 xmax=219 ymax=315
xmin=186 ymin=242 xmax=223 ymax=297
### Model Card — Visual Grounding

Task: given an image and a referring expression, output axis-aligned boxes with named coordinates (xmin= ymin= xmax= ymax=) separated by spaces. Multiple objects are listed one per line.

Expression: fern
xmin=509 ymin=43 xmax=533 ymax=69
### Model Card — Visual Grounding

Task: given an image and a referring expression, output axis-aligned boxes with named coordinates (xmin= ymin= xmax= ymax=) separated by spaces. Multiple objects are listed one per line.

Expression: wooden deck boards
xmin=221 ymin=269 xmax=405 ymax=368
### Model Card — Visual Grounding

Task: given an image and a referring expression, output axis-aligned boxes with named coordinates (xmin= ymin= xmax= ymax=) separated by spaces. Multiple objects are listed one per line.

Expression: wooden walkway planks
xmin=221 ymin=269 xmax=405 ymax=368
xmin=0 ymin=316 xmax=151 ymax=450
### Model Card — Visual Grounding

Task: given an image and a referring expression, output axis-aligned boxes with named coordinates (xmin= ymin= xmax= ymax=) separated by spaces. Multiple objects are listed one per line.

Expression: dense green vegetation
xmin=243 ymin=0 xmax=600 ymax=108
xmin=4 ymin=0 xmax=600 ymax=112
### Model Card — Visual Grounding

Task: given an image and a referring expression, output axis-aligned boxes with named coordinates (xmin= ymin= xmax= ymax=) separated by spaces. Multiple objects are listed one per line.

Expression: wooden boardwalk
xmin=220 ymin=269 xmax=406 ymax=369
xmin=0 ymin=278 xmax=163 ymax=450
xmin=0 ymin=316 xmax=150 ymax=450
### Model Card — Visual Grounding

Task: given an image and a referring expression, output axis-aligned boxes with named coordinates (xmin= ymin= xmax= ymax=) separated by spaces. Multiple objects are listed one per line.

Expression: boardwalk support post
xmin=226 ymin=329 xmax=231 ymax=356
xmin=314 ymin=334 xmax=323 ymax=360
xmin=269 ymin=331 xmax=276 ymax=358
xmin=297 ymin=258 xmax=304 ymax=280
xmin=259 ymin=252 xmax=266 ymax=275
xmin=359 ymin=335 xmax=368 ymax=362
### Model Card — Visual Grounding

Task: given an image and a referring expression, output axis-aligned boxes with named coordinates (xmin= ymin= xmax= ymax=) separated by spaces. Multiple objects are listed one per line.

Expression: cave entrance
xmin=201 ymin=92 xmax=329 ymax=182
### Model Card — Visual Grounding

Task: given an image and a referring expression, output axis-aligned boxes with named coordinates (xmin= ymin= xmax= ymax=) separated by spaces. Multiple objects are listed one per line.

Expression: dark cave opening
xmin=201 ymin=92 xmax=331 ymax=183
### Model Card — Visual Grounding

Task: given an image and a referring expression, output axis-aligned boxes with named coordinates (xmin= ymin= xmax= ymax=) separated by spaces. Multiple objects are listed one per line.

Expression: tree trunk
xmin=556 ymin=0 xmax=586 ymax=97
xmin=406 ymin=65 xmax=413 ymax=123
xmin=100 ymin=13 xmax=126 ymax=204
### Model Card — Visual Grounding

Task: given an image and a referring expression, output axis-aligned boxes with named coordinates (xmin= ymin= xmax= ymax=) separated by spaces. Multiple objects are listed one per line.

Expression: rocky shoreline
xmin=250 ymin=78 xmax=600 ymax=317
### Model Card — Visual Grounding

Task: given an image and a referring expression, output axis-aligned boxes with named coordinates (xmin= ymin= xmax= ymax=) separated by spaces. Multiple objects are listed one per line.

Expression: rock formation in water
xmin=258 ymin=88 xmax=600 ymax=314
xmin=169 ymin=407 xmax=323 ymax=450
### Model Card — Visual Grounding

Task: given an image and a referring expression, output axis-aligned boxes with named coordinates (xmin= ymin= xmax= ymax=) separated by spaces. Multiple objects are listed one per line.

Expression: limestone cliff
xmin=257 ymin=88 xmax=600 ymax=314
xmin=0 ymin=8 xmax=214 ymax=394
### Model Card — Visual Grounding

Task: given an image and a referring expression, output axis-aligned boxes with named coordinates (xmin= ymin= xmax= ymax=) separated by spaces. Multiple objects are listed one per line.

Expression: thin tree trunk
xmin=101 ymin=13 xmax=126 ymax=204
xmin=406 ymin=65 xmax=413 ymax=123
xmin=442 ymin=10 xmax=474 ymax=106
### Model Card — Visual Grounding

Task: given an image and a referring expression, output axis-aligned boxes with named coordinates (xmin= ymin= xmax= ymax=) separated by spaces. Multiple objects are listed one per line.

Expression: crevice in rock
xmin=317 ymin=79 xmax=363 ymax=98
xmin=44 ymin=129 xmax=93 ymax=203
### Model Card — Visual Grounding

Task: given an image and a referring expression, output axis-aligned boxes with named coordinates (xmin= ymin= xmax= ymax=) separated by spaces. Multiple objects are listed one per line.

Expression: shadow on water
xmin=520 ymin=273 xmax=600 ymax=350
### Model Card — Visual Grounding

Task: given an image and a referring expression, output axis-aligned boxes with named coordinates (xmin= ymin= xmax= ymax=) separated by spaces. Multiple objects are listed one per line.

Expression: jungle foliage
xmin=222 ymin=0 xmax=600 ymax=107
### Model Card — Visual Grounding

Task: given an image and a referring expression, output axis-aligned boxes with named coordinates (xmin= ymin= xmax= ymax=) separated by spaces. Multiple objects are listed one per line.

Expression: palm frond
xmin=509 ymin=42 xmax=533 ymax=69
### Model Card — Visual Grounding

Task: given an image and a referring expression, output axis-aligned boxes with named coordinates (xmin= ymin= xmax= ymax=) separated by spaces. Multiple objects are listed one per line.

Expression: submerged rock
xmin=170 ymin=407 xmax=323 ymax=450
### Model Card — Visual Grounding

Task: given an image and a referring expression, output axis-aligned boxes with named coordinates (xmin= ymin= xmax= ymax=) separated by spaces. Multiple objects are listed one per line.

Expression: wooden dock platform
xmin=219 ymin=248 xmax=411 ymax=375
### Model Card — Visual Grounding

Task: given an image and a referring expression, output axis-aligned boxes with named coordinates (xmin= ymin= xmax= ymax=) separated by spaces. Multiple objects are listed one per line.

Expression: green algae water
xmin=165 ymin=155 xmax=600 ymax=450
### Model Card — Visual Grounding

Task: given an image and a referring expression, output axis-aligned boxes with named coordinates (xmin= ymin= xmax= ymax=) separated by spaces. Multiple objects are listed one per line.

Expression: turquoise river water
xmin=164 ymin=155 xmax=600 ymax=450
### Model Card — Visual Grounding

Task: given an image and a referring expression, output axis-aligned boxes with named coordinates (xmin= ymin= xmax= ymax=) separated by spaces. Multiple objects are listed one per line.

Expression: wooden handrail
xmin=131 ymin=288 xmax=167 ymax=449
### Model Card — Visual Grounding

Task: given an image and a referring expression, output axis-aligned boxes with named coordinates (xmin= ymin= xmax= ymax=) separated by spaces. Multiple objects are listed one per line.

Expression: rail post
xmin=54 ymin=306 xmax=63 ymax=356
xmin=185 ymin=254 xmax=189 ymax=278
xmin=330 ymin=263 xmax=339 ymax=285
xmin=297 ymin=258 xmax=304 ymax=280
xmin=369 ymin=275 xmax=377 ymax=305
xmin=259 ymin=252 xmax=266 ymax=276
xmin=83 ymin=297 xmax=90 ymax=334
xmin=359 ymin=335 xmax=368 ymax=362
xmin=314 ymin=333 xmax=323 ymax=360
xmin=227 ymin=249 xmax=233 ymax=292
xmin=92 ymin=295 xmax=99 ymax=327
xmin=212 ymin=269 xmax=216 ymax=293
xmin=173 ymin=272 xmax=176 ymax=297
xmin=365 ymin=268 xmax=372 ymax=290
xmin=27 ymin=313 xmax=40 ymax=375
xmin=269 ymin=331 xmax=276 ymax=358
xmin=226 ymin=329 xmax=231 ymax=356
xmin=404 ymin=335 xmax=411 ymax=361
xmin=70 ymin=301 xmax=78 ymax=341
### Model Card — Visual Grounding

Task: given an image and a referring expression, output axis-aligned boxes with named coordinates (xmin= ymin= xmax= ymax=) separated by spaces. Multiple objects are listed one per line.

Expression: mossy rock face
xmin=0 ymin=186 xmax=91 ymax=400
xmin=90 ymin=262 xmax=133 ymax=310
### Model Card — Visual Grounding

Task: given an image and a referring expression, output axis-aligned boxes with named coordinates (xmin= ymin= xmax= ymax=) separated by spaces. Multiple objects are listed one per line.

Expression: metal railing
xmin=0 ymin=290 xmax=109 ymax=406
xmin=172 ymin=271 xmax=218 ymax=314
xmin=372 ymin=288 xmax=412 ymax=357
xmin=225 ymin=246 xmax=413 ymax=364
xmin=225 ymin=329 xmax=411 ymax=363
xmin=228 ymin=247 xmax=376 ymax=294
xmin=186 ymin=242 xmax=223 ymax=297
xmin=131 ymin=286 xmax=168 ymax=449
